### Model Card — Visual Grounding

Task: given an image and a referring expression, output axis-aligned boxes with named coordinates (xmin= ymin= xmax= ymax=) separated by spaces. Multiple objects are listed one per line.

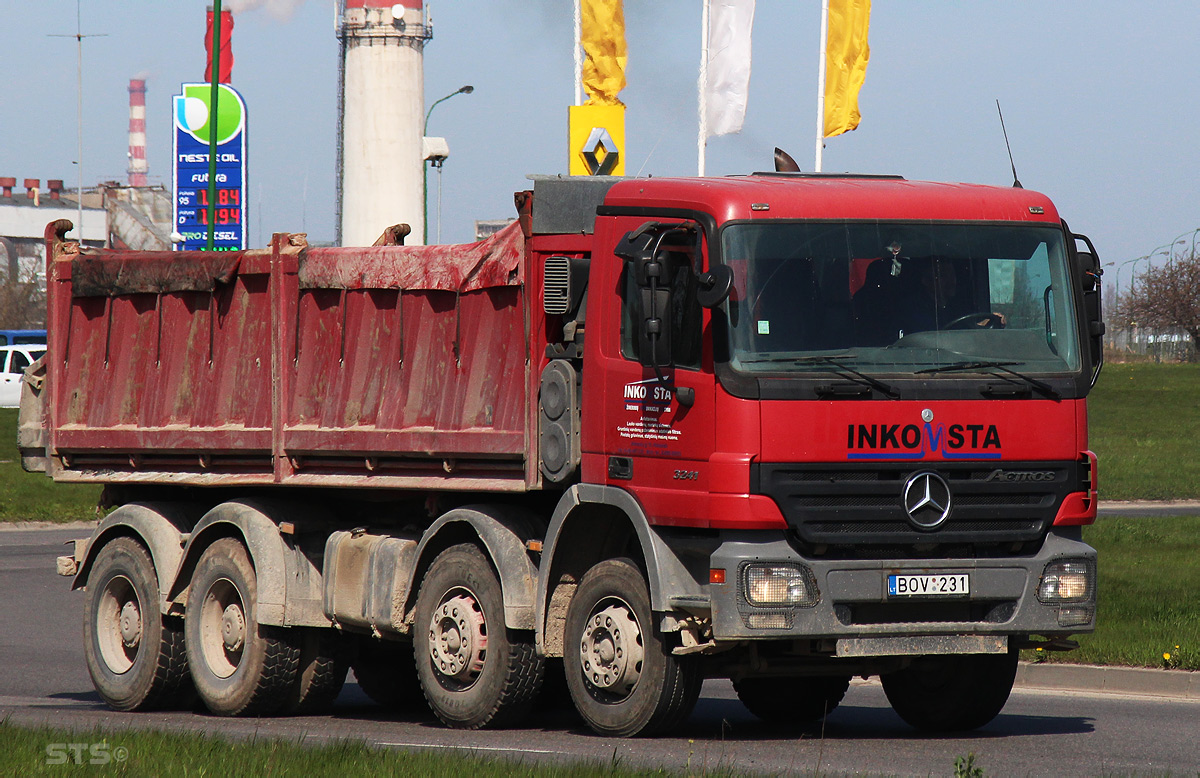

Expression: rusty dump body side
xmin=29 ymin=217 xmax=544 ymax=492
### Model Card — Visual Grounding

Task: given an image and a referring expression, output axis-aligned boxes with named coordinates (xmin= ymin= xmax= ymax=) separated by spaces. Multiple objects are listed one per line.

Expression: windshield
xmin=721 ymin=222 xmax=1080 ymax=376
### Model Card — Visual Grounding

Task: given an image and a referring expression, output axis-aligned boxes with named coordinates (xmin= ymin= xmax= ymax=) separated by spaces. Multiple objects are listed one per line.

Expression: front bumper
xmin=705 ymin=528 xmax=1095 ymax=650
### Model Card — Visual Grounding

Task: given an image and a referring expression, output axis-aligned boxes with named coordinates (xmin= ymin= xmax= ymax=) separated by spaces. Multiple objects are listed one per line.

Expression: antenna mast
xmin=996 ymin=100 xmax=1023 ymax=189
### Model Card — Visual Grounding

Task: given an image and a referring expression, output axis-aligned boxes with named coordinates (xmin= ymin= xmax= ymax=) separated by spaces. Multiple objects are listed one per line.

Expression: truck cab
xmin=536 ymin=173 xmax=1102 ymax=732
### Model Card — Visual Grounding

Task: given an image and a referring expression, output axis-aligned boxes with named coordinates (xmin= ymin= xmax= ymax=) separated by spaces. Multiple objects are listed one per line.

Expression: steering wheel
xmin=943 ymin=311 xmax=1005 ymax=330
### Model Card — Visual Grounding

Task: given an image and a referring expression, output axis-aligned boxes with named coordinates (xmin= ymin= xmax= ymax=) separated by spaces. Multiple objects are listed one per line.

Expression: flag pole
xmin=698 ymin=0 xmax=710 ymax=177
xmin=573 ymin=0 xmax=582 ymax=107
xmin=815 ymin=0 xmax=829 ymax=172
xmin=207 ymin=0 xmax=223 ymax=250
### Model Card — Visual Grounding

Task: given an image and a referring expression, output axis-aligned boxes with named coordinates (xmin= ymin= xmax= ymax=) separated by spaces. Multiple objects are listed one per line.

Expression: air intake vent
xmin=543 ymin=256 xmax=572 ymax=315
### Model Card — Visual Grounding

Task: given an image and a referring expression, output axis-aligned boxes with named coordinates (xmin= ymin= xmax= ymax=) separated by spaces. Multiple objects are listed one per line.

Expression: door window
xmin=619 ymin=230 xmax=703 ymax=369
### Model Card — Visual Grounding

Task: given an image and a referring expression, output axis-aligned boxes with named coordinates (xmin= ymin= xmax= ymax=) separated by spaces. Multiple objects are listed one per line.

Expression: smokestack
xmin=24 ymin=179 xmax=39 ymax=200
xmin=48 ymin=179 xmax=63 ymax=200
xmin=337 ymin=0 xmax=431 ymax=246
xmin=128 ymin=79 xmax=149 ymax=187
xmin=0 ymin=178 xmax=13 ymax=198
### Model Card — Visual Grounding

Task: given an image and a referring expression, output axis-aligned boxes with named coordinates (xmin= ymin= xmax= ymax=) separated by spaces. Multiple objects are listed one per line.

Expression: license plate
xmin=888 ymin=573 xmax=970 ymax=597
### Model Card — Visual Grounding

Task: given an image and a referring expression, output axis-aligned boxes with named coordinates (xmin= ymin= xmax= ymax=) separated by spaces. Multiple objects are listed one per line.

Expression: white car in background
xmin=0 ymin=345 xmax=45 ymax=409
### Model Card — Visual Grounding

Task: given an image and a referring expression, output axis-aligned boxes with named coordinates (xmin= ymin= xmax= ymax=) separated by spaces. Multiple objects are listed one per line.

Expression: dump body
xmin=25 ymin=220 xmax=538 ymax=491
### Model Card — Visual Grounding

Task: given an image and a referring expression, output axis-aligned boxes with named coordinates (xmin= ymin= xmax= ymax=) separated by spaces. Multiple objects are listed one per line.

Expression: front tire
xmin=564 ymin=558 xmax=702 ymax=737
xmin=84 ymin=537 xmax=191 ymax=711
xmin=734 ymin=675 xmax=851 ymax=725
xmin=881 ymin=648 xmax=1019 ymax=732
xmin=184 ymin=537 xmax=300 ymax=716
xmin=413 ymin=543 xmax=542 ymax=729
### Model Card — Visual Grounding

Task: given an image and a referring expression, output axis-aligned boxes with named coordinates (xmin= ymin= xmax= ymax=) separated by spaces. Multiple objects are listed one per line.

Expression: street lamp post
xmin=423 ymin=85 xmax=473 ymax=244
xmin=1114 ymin=255 xmax=1145 ymax=305
xmin=1114 ymin=256 xmax=1148 ymax=351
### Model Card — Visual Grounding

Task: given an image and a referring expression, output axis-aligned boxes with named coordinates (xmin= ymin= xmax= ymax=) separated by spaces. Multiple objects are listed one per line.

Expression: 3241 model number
xmin=673 ymin=470 xmax=699 ymax=481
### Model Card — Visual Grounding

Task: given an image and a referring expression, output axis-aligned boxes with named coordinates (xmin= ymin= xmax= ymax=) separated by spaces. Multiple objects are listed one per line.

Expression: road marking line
xmin=377 ymin=742 xmax=578 ymax=756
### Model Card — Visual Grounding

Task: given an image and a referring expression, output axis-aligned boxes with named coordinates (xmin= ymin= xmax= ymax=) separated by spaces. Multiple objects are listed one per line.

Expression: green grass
xmin=1088 ymin=362 xmax=1200 ymax=500
xmin=1027 ymin=515 xmax=1200 ymax=670
xmin=0 ymin=408 xmax=101 ymax=523
xmin=0 ymin=721 xmax=686 ymax=777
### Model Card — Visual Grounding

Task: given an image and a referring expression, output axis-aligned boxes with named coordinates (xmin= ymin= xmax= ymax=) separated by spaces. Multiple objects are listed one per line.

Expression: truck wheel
xmin=564 ymin=558 xmax=702 ymax=737
xmin=881 ymin=648 xmax=1019 ymax=732
xmin=185 ymin=537 xmax=300 ymax=716
xmin=413 ymin=543 xmax=543 ymax=729
xmin=351 ymin=637 xmax=421 ymax=709
xmin=84 ymin=537 xmax=192 ymax=711
xmin=733 ymin=675 xmax=850 ymax=724
xmin=282 ymin=628 xmax=348 ymax=715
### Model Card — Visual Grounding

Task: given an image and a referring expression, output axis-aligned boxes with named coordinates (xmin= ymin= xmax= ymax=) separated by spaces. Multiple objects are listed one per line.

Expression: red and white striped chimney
xmin=127 ymin=78 xmax=148 ymax=187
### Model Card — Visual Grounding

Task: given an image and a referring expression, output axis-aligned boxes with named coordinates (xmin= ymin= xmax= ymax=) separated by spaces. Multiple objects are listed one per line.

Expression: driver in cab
xmin=897 ymin=258 xmax=1005 ymax=338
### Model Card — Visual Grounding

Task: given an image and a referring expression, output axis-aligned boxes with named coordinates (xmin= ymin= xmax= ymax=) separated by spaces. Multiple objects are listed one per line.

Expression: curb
xmin=0 ymin=520 xmax=97 ymax=533
xmin=1098 ymin=500 xmax=1200 ymax=517
xmin=1016 ymin=661 xmax=1200 ymax=701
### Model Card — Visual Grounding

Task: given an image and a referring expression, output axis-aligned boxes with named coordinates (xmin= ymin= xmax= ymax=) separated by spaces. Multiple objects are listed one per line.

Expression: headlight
xmin=1037 ymin=559 xmax=1095 ymax=603
xmin=742 ymin=564 xmax=818 ymax=607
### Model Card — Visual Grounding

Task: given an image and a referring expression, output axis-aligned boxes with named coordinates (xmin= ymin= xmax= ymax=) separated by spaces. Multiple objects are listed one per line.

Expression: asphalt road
xmin=3 ymin=527 xmax=1198 ymax=776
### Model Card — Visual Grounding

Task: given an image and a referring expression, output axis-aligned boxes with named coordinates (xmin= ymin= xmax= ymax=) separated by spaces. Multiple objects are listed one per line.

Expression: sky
xmin=3 ymin=1 xmax=1199 ymax=291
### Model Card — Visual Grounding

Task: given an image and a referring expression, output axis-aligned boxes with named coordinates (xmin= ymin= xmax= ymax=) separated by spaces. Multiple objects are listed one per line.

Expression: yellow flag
xmin=824 ymin=0 xmax=870 ymax=138
xmin=581 ymin=0 xmax=627 ymax=106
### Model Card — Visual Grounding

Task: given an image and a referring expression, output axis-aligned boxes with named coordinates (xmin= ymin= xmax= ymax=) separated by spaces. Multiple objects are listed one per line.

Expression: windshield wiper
xmin=738 ymin=354 xmax=900 ymax=398
xmin=796 ymin=355 xmax=900 ymax=399
xmin=916 ymin=360 xmax=1061 ymax=400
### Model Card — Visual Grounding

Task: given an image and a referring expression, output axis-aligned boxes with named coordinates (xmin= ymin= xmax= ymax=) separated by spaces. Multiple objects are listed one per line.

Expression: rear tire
xmin=413 ymin=543 xmax=543 ymax=729
xmin=282 ymin=628 xmax=348 ymax=715
xmin=733 ymin=675 xmax=850 ymax=724
xmin=564 ymin=558 xmax=702 ymax=737
xmin=881 ymin=648 xmax=1018 ymax=732
xmin=185 ymin=537 xmax=300 ymax=716
xmin=351 ymin=636 xmax=421 ymax=709
xmin=84 ymin=537 xmax=192 ymax=711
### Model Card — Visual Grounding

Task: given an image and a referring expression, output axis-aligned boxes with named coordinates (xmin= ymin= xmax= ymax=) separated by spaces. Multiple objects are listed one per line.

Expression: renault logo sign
xmin=581 ymin=127 xmax=620 ymax=176
xmin=568 ymin=104 xmax=626 ymax=176
xmin=902 ymin=471 xmax=952 ymax=529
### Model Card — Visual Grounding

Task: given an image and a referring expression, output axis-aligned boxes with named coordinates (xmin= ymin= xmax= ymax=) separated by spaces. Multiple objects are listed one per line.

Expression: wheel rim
xmin=578 ymin=597 xmax=644 ymax=701
xmin=427 ymin=588 xmax=488 ymax=690
xmin=96 ymin=574 xmax=142 ymax=674
xmin=199 ymin=576 xmax=246 ymax=679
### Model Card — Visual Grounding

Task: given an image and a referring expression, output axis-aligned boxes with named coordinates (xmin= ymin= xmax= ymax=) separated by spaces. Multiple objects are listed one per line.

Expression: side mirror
xmin=617 ymin=222 xmax=678 ymax=368
xmin=1073 ymin=235 xmax=1104 ymax=384
xmin=637 ymin=287 xmax=673 ymax=366
xmin=696 ymin=264 xmax=733 ymax=308
xmin=1076 ymin=251 xmax=1100 ymax=292
xmin=613 ymin=221 xmax=660 ymax=267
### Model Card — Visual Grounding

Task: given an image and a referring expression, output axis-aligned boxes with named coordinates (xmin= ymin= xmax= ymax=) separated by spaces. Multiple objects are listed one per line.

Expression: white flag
xmin=704 ymin=0 xmax=755 ymax=138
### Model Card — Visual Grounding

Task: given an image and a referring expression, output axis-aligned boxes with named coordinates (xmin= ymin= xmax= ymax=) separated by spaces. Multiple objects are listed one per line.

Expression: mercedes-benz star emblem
xmin=902 ymin=471 xmax=952 ymax=530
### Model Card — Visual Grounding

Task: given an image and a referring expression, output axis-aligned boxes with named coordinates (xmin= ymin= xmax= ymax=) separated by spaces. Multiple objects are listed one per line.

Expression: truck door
xmin=594 ymin=220 xmax=718 ymax=526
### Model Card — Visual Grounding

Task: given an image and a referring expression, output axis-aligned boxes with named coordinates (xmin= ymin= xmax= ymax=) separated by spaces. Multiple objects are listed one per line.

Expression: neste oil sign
xmin=172 ymin=83 xmax=247 ymax=251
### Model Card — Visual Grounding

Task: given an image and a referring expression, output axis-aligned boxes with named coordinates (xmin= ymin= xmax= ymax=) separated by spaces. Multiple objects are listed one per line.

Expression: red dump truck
xmin=26 ymin=172 xmax=1103 ymax=736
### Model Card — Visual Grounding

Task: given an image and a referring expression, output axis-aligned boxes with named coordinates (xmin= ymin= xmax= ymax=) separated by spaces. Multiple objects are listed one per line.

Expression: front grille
xmin=754 ymin=460 xmax=1079 ymax=558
